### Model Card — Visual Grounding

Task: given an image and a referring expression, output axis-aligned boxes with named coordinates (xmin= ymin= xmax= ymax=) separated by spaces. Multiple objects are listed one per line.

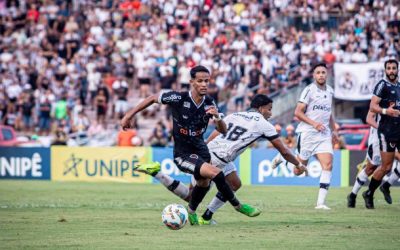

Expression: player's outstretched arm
xmin=270 ymin=137 xmax=303 ymax=169
xmin=120 ymin=94 xmax=160 ymax=130
xmin=294 ymin=102 xmax=325 ymax=131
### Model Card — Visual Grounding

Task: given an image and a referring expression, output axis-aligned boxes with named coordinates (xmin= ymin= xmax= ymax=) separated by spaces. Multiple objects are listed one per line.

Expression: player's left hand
xmin=206 ymin=106 xmax=220 ymax=119
xmin=332 ymin=131 xmax=339 ymax=145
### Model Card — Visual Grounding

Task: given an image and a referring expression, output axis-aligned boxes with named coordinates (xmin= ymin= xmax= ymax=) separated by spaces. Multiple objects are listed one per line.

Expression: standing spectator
xmin=38 ymin=89 xmax=54 ymax=135
xmin=95 ymin=89 xmax=107 ymax=128
xmin=112 ymin=76 xmax=129 ymax=119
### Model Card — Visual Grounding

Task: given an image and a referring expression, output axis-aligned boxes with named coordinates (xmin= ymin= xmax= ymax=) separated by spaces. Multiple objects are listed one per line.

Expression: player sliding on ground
xmin=121 ymin=65 xmax=260 ymax=225
xmin=135 ymin=94 xmax=306 ymax=225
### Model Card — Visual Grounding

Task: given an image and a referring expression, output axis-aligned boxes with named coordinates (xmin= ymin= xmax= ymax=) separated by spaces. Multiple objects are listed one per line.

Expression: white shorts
xmin=366 ymin=131 xmax=381 ymax=166
xmin=115 ymin=100 xmax=128 ymax=113
xmin=296 ymin=131 xmax=333 ymax=161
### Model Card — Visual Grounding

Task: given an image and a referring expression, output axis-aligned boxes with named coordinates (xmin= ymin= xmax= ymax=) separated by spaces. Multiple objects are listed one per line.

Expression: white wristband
xmin=382 ymin=108 xmax=387 ymax=115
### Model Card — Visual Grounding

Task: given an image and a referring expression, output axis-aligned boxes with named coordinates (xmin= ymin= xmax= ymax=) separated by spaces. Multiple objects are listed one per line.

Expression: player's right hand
xmin=387 ymin=103 xmax=400 ymax=117
xmin=120 ymin=116 xmax=132 ymax=131
xmin=313 ymin=122 xmax=326 ymax=132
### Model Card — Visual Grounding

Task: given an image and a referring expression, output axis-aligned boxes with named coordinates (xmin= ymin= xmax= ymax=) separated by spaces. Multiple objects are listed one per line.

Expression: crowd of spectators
xmin=0 ymin=0 xmax=399 ymax=147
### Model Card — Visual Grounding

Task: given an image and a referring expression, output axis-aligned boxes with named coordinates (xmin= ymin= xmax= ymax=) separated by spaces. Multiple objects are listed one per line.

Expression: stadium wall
xmin=2 ymin=147 xmax=398 ymax=186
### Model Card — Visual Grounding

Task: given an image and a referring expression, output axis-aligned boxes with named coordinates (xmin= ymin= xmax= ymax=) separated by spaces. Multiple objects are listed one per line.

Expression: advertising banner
xmin=334 ymin=62 xmax=383 ymax=101
xmin=0 ymin=147 xmax=50 ymax=180
xmin=51 ymin=146 xmax=151 ymax=183
xmin=250 ymin=149 xmax=342 ymax=186
xmin=152 ymin=147 xmax=240 ymax=184
xmin=152 ymin=147 xmax=191 ymax=184
xmin=349 ymin=150 xmax=400 ymax=186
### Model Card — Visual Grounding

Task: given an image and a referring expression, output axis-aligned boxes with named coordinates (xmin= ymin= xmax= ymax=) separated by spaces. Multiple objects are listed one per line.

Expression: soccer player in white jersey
xmin=347 ymin=111 xmax=381 ymax=207
xmin=135 ymin=94 xmax=306 ymax=224
xmin=293 ymin=63 xmax=339 ymax=210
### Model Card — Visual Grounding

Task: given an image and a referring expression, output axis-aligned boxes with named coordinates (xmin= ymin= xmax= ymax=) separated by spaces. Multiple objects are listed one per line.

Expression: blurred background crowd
xmin=0 ymin=0 xmax=399 ymax=148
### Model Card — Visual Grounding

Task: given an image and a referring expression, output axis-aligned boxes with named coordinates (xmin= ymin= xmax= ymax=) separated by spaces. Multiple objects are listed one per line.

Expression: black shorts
xmin=378 ymin=132 xmax=400 ymax=153
xmin=138 ymin=78 xmax=151 ymax=85
xmin=174 ymin=153 xmax=207 ymax=180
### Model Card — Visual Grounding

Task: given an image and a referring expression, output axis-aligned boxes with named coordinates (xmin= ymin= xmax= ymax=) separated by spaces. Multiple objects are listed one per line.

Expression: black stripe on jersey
xmin=264 ymin=134 xmax=279 ymax=141
xmin=234 ymin=137 xmax=261 ymax=156
xmin=212 ymin=152 xmax=228 ymax=164
xmin=373 ymin=79 xmax=386 ymax=96
xmin=302 ymin=88 xmax=311 ymax=100
xmin=297 ymin=134 xmax=302 ymax=153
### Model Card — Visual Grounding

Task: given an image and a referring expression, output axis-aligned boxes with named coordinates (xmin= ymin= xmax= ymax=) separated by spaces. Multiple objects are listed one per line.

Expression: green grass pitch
xmin=1 ymin=181 xmax=399 ymax=249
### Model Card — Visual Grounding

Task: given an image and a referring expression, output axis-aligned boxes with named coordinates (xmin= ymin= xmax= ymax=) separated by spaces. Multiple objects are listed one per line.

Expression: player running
xmin=136 ymin=94 xmax=306 ymax=225
xmin=292 ymin=63 xmax=338 ymax=210
xmin=362 ymin=59 xmax=400 ymax=209
xmin=121 ymin=65 xmax=260 ymax=225
xmin=347 ymin=110 xmax=400 ymax=207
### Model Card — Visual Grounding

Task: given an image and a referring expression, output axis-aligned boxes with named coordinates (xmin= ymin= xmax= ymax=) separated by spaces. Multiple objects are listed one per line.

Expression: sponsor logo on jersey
xmin=190 ymin=154 xmax=199 ymax=159
xmin=163 ymin=94 xmax=181 ymax=102
xmin=233 ymin=113 xmax=260 ymax=121
xmin=312 ymin=104 xmax=331 ymax=112
xmin=179 ymin=127 xmax=205 ymax=136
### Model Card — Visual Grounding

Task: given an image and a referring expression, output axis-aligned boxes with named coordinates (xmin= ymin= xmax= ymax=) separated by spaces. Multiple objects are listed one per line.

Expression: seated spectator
xmin=117 ymin=128 xmax=137 ymax=147
xmin=72 ymin=111 xmax=90 ymax=133
xmin=51 ymin=130 xmax=68 ymax=146
xmin=149 ymin=122 xmax=169 ymax=147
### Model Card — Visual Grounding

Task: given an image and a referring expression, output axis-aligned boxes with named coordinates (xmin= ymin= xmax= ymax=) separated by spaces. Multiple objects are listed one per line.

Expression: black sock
xmin=350 ymin=192 xmax=357 ymax=198
xmin=382 ymin=181 xmax=391 ymax=189
xmin=212 ymin=172 xmax=239 ymax=207
xmin=367 ymin=177 xmax=382 ymax=196
xmin=188 ymin=185 xmax=210 ymax=212
xmin=202 ymin=209 xmax=214 ymax=220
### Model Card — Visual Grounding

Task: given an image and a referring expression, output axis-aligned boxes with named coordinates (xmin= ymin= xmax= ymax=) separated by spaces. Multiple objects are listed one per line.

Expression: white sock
xmin=351 ymin=168 xmax=369 ymax=195
xmin=317 ymin=170 xmax=332 ymax=206
xmin=207 ymin=194 xmax=230 ymax=213
xmin=154 ymin=172 xmax=190 ymax=200
xmin=387 ymin=161 xmax=400 ymax=185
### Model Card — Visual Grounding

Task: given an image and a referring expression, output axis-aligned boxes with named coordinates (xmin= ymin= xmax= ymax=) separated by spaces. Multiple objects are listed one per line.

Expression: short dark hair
xmin=312 ymin=63 xmax=327 ymax=72
xmin=250 ymin=94 xmax=273 ymax=109
xmin=190 ymin=65 xmax=210 ymax=79
xmin=384 ymin=59 xmax=398 ymax=69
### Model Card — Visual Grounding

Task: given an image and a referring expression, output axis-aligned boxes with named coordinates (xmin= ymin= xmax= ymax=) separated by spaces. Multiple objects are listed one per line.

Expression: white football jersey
xmin=368 ymin=114 xmax=380 ymax=146
xmin=208 ymin=110 xmax=279 ymax=163
xmin=296 ymin=83 xmax=334 ymax=134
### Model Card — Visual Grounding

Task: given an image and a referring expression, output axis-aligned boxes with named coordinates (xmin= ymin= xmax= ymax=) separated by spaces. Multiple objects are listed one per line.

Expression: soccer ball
xmin=161 ymin=204 xmax=188 ymax=230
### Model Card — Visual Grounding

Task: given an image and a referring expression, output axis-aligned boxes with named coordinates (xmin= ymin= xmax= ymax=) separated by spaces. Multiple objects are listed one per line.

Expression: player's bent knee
xmin=196 ymin=178 xmax=210 ymax=187
xmin=365 ymin=167 xmax=376 ymax=176
xmin=199 ymin=163 xmax=222 ymax=179
xmin=232 ymin=180 xmax=242 ymax=191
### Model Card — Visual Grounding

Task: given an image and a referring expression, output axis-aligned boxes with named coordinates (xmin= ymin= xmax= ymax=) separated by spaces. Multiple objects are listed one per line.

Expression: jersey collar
xmin=313 ymin=82 xmax=327 ymax=91
xmin=383 ymin=76 xmax=399 ymax=86
xmin=189 ymin=91 xmax=205 ymax=108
